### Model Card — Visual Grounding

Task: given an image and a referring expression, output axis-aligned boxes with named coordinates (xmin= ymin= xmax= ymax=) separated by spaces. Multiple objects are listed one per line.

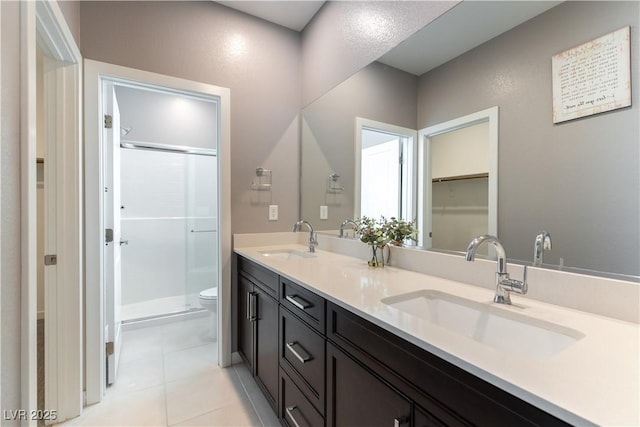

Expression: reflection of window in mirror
xmin=361 ymin=131 xmax=402 ymax=218
xmin=355 ymin=118 xmax=417 ymax=222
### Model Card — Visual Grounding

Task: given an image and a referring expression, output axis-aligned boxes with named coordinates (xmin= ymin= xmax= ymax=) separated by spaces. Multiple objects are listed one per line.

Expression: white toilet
xmin=199 ymin=287 xmax=218 ymax=340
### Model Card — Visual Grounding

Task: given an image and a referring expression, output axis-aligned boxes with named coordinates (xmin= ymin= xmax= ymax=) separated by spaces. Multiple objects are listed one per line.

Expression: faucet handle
xmin=498 ymin=265 xmax=528 ymax=295
xmin=499 ymin=277 xmax=528 ymax=294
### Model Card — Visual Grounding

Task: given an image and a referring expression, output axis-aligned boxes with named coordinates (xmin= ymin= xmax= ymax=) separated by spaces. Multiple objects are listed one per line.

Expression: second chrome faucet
xmin=465 ymin=235 xmax=527 ymax=305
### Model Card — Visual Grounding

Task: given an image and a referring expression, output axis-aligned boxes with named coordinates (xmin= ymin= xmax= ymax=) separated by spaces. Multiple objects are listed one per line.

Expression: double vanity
xmin=233 ymin=233 xmax=639 ymax=426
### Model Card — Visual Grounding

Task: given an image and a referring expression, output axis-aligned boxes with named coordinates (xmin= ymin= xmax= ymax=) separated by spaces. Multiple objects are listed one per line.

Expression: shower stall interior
xmin=114 ymin=85 xmax=219 ymax=322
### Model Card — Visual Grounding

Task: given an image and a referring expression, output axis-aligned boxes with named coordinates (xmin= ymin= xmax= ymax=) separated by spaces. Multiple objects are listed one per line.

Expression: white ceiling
xmin=216 ymin=1 xmax=325 ymax=32
xmin=216 ymin=1 xmax=562 ymax=76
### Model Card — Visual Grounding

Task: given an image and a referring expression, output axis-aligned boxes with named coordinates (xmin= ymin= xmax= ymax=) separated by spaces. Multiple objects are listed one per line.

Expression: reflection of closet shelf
xmin=432 ymin=172 xmax=488 ymax=183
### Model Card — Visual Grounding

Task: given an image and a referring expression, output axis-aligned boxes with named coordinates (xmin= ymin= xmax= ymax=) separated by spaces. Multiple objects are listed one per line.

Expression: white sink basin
xmin=382 ymin=290 xmax=584 ymax=360
xmin=258 ymin=249 xmax=315 ymax=260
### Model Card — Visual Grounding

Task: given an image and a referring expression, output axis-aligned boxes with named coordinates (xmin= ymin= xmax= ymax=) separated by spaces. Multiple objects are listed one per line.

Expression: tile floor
xmin=58 ymin=315 xmax=280 ymax=427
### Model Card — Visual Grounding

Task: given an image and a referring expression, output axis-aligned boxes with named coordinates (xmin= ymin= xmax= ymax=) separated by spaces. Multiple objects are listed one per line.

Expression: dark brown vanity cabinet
xmin=237 ymin=257 xmax=279 ymax=410
xmin=235 ymin=255 xmax=571 ymax=427
xmin=326 ymin=342 xmax=412 ymax=427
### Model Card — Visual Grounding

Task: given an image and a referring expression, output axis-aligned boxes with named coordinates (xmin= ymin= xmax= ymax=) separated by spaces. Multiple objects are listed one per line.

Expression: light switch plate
xmin=269 ymin=205 xmax=278 ymax=221
xmin=320 ymin=205 xmax=328 ymax=220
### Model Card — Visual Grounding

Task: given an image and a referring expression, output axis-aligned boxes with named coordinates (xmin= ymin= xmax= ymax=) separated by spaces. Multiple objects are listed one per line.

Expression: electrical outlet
xmin=320 ymin=205 xmax=328 ymax=220
xmin=268 ymin=205 xmax=278 ymax=221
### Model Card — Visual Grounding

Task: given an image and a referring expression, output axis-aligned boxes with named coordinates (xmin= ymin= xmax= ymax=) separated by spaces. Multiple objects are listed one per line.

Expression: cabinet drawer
xmin=239 ymin=256 xmax=279 ymax=298
xmin=281 ymin=277 xmax=325 ymax=333
xmin=327 ymin=302 xmax=569 ymax=427
xmin=280 ymin=307 xmax=325 ymax=414
xmin=280 ymin=368 xmax=324 ymax=427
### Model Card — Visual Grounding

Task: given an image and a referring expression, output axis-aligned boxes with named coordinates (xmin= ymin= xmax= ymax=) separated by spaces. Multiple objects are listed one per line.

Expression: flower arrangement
xmin=354 ymin=216 xmax=418 ymax=266
xmin=354 ymin=216 xmax=418 ymax=247
xmin=385 ymin=217 xmax=418 ymax=246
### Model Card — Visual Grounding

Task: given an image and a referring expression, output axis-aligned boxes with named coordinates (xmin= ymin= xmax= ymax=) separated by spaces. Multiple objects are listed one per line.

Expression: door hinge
xmin=104 ymin=114 xmax=113 ymax=129
xmin=105 ymin=341 xmax=114 ymax=355
xmin=105 ymin=228 xmax=114 ymax=243
xmin=44 ymin=254 xmax=57 ymax=266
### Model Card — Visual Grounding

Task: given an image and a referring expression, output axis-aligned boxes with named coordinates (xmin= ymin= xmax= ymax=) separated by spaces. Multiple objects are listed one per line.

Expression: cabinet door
xmin=237 ymin=275 xmax=254 ymax=371
xmin=254 ymin=284 xmax=279 ymax=410
xmin=327 ymin=343 xmax=411 ymax=427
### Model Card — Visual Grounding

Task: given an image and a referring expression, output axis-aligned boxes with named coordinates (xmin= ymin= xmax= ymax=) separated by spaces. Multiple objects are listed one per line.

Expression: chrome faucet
xmin=339 ymin=219 xmax=357 ymax=238
xmin=465 ymin=235 xmax=527 ymax=305
xmin=292 ymin=220 xmax=318 ymax=253
xmin=533 ymin=230 xmax=552 ymax=267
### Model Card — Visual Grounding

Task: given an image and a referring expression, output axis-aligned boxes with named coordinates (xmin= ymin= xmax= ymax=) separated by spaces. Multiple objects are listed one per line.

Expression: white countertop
xmin=234 ymin=243 xmax=640 ymax=426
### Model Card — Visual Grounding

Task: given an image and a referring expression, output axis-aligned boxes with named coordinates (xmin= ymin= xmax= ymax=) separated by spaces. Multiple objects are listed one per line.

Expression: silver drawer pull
xmin=285 ymin=294 xmax=312 ymax=310
xmin=286 ymin=341 xmax=312 ymax=364
xmin=285 ymin=405 xmax=305 ymax=427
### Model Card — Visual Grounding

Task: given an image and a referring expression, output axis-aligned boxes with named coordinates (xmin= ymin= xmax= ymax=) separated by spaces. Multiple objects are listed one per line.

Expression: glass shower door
xmin=185 ymin=153 xmax=218 ymax=309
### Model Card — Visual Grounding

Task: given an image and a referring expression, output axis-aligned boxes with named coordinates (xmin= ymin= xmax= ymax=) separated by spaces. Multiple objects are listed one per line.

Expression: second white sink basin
xmin=258 ymin=249 xmax=315 ymax=260
xmin=382 ymin=290 xmax=584 ymax=360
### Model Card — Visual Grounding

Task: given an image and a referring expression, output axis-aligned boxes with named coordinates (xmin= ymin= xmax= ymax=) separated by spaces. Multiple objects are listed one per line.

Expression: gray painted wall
xmin=301 ymin=61 xmax=418 ymax=228
xmin=301 ymin=1 xmax=458 ymax=107
xmin=80 ymin=1 xmax=302 ymax=234
xmin=58 ymin=0 xmax=81 ymax=48
xmin=417 ymin=1 xmax=639 ymax=275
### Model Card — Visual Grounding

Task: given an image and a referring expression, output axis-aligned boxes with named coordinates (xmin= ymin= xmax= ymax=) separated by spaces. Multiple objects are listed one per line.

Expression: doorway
xmin=84 ymin=60 xmax=231 ymax=405
xmin=417 ymin=106 xmax=499 ymax=250
xmin=24 ymin=1 xmax=83 ymax=423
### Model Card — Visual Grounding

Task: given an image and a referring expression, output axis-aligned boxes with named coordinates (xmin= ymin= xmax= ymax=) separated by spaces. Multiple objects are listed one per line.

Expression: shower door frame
xmin=84 ymin=60 xmax=232 ymax=405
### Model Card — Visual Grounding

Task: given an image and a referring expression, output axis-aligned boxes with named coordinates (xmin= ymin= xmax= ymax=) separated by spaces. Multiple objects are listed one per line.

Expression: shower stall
xmin=119 ymin=147 xmax=217 ymax=321
xmin=114 ymin=85 xmax=219 ymax=322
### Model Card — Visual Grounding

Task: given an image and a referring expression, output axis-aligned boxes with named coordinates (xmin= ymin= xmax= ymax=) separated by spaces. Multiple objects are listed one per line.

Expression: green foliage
xmin=354 ymin=216 xmax=418 ymax=246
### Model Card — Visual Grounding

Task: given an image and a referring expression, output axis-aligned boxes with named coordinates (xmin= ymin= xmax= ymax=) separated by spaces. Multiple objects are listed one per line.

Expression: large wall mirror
xmin=301 ymin=1 xmax=639 ymax=279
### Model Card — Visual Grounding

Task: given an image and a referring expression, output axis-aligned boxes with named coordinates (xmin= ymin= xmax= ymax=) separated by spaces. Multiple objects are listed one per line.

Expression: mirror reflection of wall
xmin=301 ymin=62 xmax=418 ymax=229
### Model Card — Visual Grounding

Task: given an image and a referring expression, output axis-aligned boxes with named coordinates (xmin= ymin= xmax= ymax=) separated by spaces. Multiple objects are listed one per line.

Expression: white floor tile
xmin=162 ymin=317 xmax=213 ymax=354
xmin=58 ymin=319 xmax=267 ymax=427
xmin=119 ymin=326 xmax=165 ymax=365
xmin=171 ymin=398 xmax=261 ymax=426
xmin=233 ymin=365 xmax=280 ymax=427
xmin=63 ymin=385 xmax=167 ymax=426
xmin=163 ymin=343 xmax=218 ymax=383
xmin=165 ymin=368 xmax=247 ymax=426
xmin=110 ymin=353 xmax=165 ymax=396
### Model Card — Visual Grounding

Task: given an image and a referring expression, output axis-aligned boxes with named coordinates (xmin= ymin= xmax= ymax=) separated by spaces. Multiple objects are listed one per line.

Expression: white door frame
xmin=22 ymin=0 xmax=83 ymax=423
xmin=417 ymin=106 xmax=499 ymax=248
xmin=84 ymin=60 xmax=232 ymax=404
